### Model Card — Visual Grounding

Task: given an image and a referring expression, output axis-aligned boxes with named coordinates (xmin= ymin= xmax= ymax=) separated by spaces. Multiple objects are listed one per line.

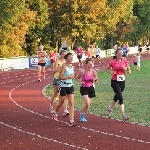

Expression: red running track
xmin=0 ymin=54 xmax=150 ymax=150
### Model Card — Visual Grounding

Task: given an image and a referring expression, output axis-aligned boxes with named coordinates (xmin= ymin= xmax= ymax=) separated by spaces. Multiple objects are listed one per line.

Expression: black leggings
xmin=111 ymin=80 xmax=125 ymax=105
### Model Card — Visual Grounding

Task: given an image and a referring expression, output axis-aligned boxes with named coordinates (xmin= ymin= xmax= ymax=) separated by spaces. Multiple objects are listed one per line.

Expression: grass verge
xmin=44 ymin=59 xmax=150 ymax=126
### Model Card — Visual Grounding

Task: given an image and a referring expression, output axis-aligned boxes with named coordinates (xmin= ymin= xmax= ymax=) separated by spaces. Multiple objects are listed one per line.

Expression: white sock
xmin=70 ymin=119 xmax=74 ymax=123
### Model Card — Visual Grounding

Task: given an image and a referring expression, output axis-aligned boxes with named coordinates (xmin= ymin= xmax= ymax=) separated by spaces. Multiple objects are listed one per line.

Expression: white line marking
xmin=8 ymin=79 xmax=150 ymax=145
xmin=0 ymin=122 xmax=87 ymax=150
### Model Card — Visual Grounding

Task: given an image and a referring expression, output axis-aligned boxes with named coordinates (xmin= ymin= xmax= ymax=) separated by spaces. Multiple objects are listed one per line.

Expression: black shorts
xmin=80 ymin=86 xmax=96 ymax=98
xmin=59 ymin=85 xmax=74 ymax=96
xmin=38 ymin=62 xmax=46 ymax=66
xmin=77 ymin=55 xmax=82 ymax=60
xmin=96 ymin=55 xmax=100 ymax=58
xmin=134 ymin=62 xmax=137 ymax=66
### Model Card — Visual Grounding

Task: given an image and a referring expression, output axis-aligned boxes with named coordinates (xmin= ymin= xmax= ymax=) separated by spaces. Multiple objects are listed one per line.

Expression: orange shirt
xmin=38 ymin=51 xmax=46 ymax=63
xmin=85 ymin=51 xmax=92 ymax=58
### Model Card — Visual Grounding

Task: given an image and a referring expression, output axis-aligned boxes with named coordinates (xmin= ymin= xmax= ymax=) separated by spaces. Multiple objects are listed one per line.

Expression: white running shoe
xmin=63 ymin=110 xmax=69 ymax=116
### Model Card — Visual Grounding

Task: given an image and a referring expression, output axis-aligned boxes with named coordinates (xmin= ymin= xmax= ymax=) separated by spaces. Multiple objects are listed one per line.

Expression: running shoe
xmin=52 ymin=113 xmax=58 ymax=121
xmin=80 ymin=113 xmax=87 ymax=122
xmin=63 ymin=111 xmax=69 ymax=116
xmin=123 ymin=114 xmax=129 ymax=122
xmin=38 ymin=79 xmax=41 ymax=82
xmin=69 ymin=121 xmax=76 ymax=127
xmin=106 ymin=106 xmax=112 ymax=118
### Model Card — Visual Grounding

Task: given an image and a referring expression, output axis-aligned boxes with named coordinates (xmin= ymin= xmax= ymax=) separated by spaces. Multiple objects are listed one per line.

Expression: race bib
xmin=117 ymin=75 xmax=125 ymax=81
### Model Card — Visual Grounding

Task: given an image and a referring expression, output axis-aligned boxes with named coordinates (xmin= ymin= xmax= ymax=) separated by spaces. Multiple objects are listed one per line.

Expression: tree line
xmin=0 ymin=0 xmax=150 ymax=57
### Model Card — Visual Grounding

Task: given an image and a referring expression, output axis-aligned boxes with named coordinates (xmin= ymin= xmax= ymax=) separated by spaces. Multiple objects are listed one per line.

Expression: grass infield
xmin=44 ymin=59 xmax=150 ymax=126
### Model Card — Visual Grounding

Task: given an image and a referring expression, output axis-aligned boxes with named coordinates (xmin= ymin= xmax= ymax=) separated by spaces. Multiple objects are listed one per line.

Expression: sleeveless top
xmin=82 ymin=70 xmax=94 ymax=87
xmin=54 ymin=60 xmax=62 ymax=79
xmin=137 ymin=56 xmax=140 ymax=64
xmin=60 ymin=64 xmax=74 ymax=87
xmin=37 ymin=51 xmax=47 ymax=63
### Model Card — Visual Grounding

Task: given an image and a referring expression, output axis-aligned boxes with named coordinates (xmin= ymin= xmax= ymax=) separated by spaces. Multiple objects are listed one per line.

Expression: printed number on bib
xmin=117 ymin=75 xmax=125 ymax=81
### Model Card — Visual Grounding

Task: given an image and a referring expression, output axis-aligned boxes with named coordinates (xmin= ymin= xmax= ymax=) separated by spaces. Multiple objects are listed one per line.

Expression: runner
xmin=122 ymin=44 xmax=127 ymax=59
xmin=85 ymin=47 xmax=92 ymax=63
xmin=95 ymin=45 xmax=101 ymax=64
xmin=91 ymin=45 xmax=96 ymax=61
xmin=49 ymin=50 xmax=57 ymax=66
xmin=106 ymin=48 xmax=131 ymax=122
xmin=37 ymin=45 xmax=47 ymax=82
xmin=52 ymin=53 xmax=76 ymax=127
xmin=76 ymin=45 xmax=83 ymax=67
xmin=66 ymin=46 xmax=75 ymax=55
xmin=50 ymin=50 xmax=69 ymax=115
xmin=75 ymin=58 xmax=98 ymax=122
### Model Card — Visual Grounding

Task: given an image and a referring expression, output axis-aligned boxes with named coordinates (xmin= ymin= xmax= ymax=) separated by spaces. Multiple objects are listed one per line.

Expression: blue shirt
xmin=122 ymin=46 xmax=127 ymax=56
xmin=60 ymin=65 xmax=74 ymax=87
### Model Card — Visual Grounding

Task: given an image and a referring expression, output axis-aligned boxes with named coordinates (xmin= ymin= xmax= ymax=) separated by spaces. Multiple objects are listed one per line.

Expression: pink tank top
xmin=82 ymin=70 xmax=94 ymax=87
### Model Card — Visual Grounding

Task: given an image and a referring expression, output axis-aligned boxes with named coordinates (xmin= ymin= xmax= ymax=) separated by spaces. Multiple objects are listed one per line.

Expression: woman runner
xmin=76 ymin=58 xmax=98 ymax=122
xmin=37 ymin=45 xmax=47 ymax=82
xmin=50 ymin=50 xmax=69 ymax=115
xmin=52 ymin=53 xmax=76 ymax=127
xmin=106 ymin=48 xmax=131 ymax=122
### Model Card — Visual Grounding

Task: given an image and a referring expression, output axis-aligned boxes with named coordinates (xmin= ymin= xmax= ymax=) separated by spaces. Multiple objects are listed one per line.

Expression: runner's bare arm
xmin=93 ymin=70 xmax=98 ymax=83
xmin=53 ymin=60 xmax=60 ymax=74
xmin=106 ymin=65 xmax=116 ymax=75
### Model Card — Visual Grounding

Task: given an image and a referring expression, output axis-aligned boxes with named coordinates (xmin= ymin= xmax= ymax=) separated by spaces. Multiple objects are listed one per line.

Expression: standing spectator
xmin=106 ymin=48 xmax=131 ymax=122
xmin=137 ymin=52 xmax=141 ymax=71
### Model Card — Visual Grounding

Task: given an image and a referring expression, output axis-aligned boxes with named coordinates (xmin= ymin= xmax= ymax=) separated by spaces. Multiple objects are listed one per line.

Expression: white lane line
xmin=0 ymin=122 xmax=87 ymax=150
xmin=8 ymin=78 xmax=150 ymax=145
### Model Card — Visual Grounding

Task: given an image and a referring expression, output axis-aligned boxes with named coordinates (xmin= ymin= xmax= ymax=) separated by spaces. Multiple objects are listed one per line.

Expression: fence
xmin=0 ymin=47 xmax=145 ymax=71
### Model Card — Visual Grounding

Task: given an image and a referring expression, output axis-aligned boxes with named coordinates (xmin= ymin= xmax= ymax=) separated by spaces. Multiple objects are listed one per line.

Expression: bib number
xmin=117 ymin=75 xmax=125 ymax=81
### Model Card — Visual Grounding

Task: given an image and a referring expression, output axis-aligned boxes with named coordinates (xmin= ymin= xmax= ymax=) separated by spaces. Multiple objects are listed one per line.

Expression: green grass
xmin=44 ymin=60 xmax=150 ymax=126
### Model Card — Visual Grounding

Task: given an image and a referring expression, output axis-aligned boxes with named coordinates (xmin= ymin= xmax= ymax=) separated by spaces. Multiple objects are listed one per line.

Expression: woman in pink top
xmin=76 ymin=58 xmax=98 ymax=122
xmin=76 ymin=45 xmax=83 ymax=67
xmin=106 ymin=48 xmax=131 ymax=122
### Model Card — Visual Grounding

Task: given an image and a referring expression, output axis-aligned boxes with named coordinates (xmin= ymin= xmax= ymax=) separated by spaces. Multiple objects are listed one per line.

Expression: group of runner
xmin=36 ymin=44 xmax=133 ymax=127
